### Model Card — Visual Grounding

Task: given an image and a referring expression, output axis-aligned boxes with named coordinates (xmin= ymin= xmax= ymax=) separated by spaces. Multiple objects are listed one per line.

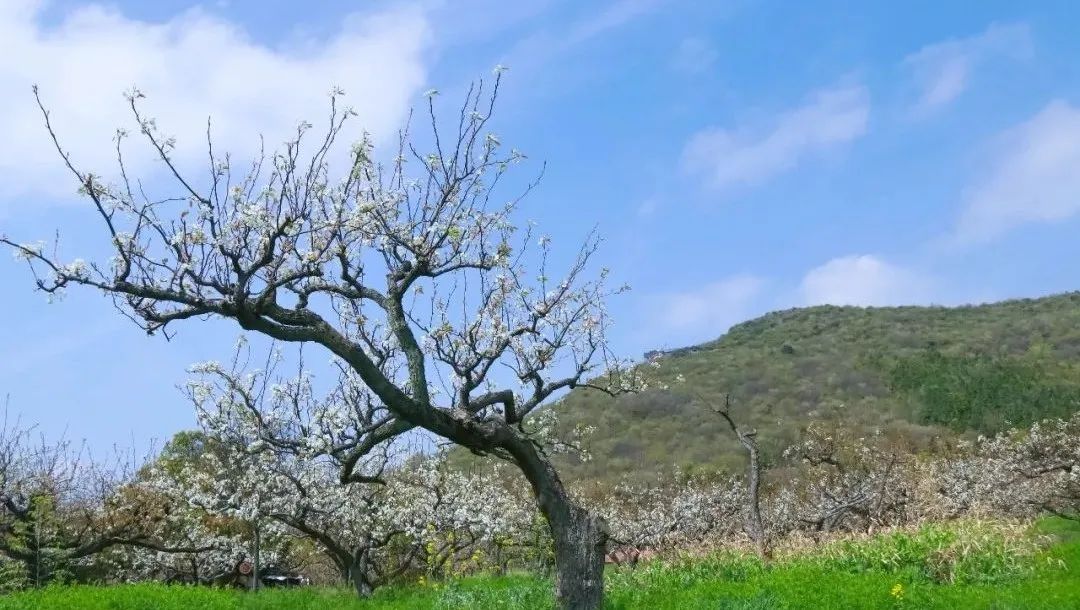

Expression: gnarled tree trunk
xmin=346 ymin=562 xmax=375 ymax=598
xmin=509 ymin=438 xmax=607 ymax=610
xmin=547 ymin=501 xmax=607 ymax=609
xmin=712 ymin=395 xmax=770 ymax=560
xmin=335 ymin=547 xmax=376 ymax=598
xmin=742 ymin=431 xmax=768 ymax=560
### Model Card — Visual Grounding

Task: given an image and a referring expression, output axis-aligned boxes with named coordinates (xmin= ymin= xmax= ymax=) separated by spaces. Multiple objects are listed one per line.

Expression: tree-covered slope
xmin=552 ymin=292 xmax=1080 ymax=485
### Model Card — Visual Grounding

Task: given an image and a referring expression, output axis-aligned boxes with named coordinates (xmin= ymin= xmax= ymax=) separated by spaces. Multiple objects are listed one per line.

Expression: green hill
xmin=551 ymin=292 xmax=1080 ymax=485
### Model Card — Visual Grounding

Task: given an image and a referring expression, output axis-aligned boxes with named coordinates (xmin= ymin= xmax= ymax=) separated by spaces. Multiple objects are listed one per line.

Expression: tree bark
xmin=337 ymin=549 xmax=376 ymax=598
xmin=713 ymin=397 xmax=770 ymax=560
xmin=346 ymin=564 xmax=374 ymax=598
xmin=508 ymin=439 xmax=607 ymax=610
xmin=548 ymin=501 xmax=607 ymax=610
xmin=251 ymin=522 xmax=261 ymax=591
xmin=742 ymin=432 xmax=768 ymax=560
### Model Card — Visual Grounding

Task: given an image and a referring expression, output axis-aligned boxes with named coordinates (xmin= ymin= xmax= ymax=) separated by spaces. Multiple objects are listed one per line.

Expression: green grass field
xmin=3 ymin=519 xmax=1078 ymax=609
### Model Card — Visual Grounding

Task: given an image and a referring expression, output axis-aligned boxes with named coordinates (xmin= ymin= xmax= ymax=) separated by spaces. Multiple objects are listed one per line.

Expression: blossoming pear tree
xmin=972 ymin=415 xmax=1080 ymax=522
xmin=4 ymin=72 xmax=643 ymax=608
xmin=172 ymin=346 xmax=535 ymax=596
xmin=0 ymin=409 xmax=216 ymax=587
xmin=781 ymin=423 xmax=917 ymax=534
xmin=598 ymin=472 xmax=744 ymax=554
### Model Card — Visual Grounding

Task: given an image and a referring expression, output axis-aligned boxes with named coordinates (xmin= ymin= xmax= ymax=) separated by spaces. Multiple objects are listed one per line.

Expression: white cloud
xmin=566 ymin=0 xmax=664 ymax=47
xmin=636 ymin=198 xmax=658 ymax=218
xmin=671 ymin=37 xmax=717 ymax=74
xmin=420 ymin=0 xmax=558 ymax=46
xmin=800 ymin=255 xmax=931 ymax=307
xmin=0 ymin=1 xmax=431 ymax=202
xmin=954 ymin=101 xmax=1080 ymax=244
xmin=903 ymin=22 xmax=1031 ymax=115
xmin=682 ymin=84 xmax=869 ymax=191
xmin=653 ymin=274 xmax=766 ymax=340
xmin=497 ymin=0 xmax=666 ymax=77
xmin=642 ymin=256 xmax=938 ymax=347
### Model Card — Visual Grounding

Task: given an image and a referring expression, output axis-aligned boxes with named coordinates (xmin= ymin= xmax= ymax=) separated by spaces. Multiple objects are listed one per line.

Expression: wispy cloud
xmin=637 ymin=198 xmax=659 ymax=218
xmin=0 ymin=2 xmax=431 ymax=203
xmin=640 ymin=254 xmax=943 ymax=349
xmin=643 ymin=274 xmax=766 ymax=346
xmin=903 ymin=22 xmax=1032 ymax=115
xmin=495 ymin=0 xmax=668 ymax=76
xmin=681 ymin=84 xmax=870 ymax=192
xmin=953 ymin=101 xmax=1080 ymax=244
xmin=671 ymin=37 xmax=718 ymax=75
xmin=420 ymin=0 xmax=559 ymax=46
xmin=564 ymin=0 xmax=665 ymax=47
xmin=800 ymin=255 xmax=933 ymax=306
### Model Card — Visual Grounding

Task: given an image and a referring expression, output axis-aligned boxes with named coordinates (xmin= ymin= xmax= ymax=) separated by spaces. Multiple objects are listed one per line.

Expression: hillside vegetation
xmin=552 ymin=292 xmax=1080 ymax=484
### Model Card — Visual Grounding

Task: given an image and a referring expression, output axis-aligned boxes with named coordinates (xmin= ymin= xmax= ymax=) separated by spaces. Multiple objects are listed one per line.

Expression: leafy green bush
xmin=0 ymin=559 xmax=28 ymax=594
xmin=886 ymin=349 xmax=1080 ymax=432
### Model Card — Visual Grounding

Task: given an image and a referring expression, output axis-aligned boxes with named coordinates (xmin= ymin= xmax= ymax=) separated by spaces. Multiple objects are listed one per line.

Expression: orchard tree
xmin=703 ymin=394 xmax=768 ymax=559
xmin=177 ymin=346 xmax=535 ymax=596
xmin=599 ymin=472 xmax=743 ymax=557
xmin=970 ymin=415 xmax=1080 ymax=522
xmin=4 ymin=72 xmax=641 ymax=608
xmin=140 ymin=431 xmax=304 ymax=588
xmin=782 ymin=424 xmax=916 ymax=534
xmin=0 ymin=410 xmax=215 ymax=587
xmin=181 ymin=349 xmax=408 ymax=595
xmin=118 ymin=430 xmax=281 ymax=586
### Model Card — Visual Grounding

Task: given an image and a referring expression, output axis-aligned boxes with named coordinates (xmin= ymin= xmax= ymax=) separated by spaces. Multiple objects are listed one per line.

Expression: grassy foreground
xmin=3 ymin=519 xmax=1078 ymax=609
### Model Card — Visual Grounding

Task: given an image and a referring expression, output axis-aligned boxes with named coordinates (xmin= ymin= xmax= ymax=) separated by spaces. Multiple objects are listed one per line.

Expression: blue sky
xmin=2 ymin=0 xmax=1080 ymax=452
